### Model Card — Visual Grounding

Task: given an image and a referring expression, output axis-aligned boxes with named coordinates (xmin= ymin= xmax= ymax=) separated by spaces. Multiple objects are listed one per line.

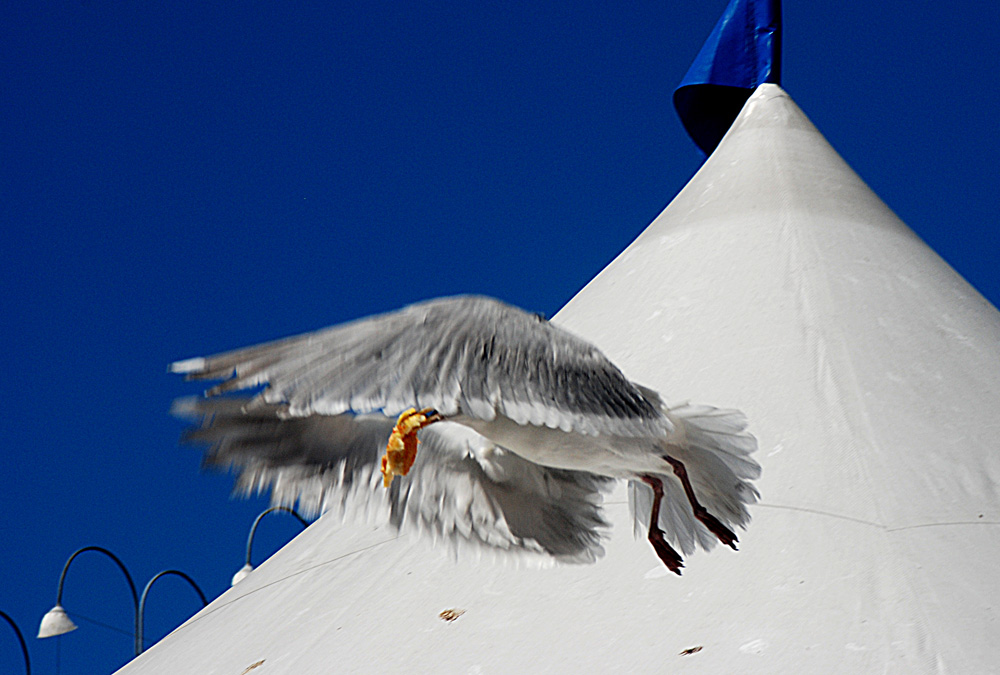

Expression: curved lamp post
xmin=137 ymin=570 xmax=207 ymax=653
xmin=37 ymin=546 xmax=140 ymax=654
xmin=232 ymin=506 xmax=309 ymax=586
xmin=38 ymin=546 xmax=207 ymax=655
xmin=1 ymin=610 xmax=31 ymax=675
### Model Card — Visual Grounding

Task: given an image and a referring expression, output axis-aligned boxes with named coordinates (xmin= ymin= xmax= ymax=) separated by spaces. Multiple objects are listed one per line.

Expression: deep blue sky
xmin=2 ymin=2 xmax=996 ymax=672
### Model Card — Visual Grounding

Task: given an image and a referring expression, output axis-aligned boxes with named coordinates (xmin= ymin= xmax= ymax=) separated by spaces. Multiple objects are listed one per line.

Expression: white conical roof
xmin=119 ymin=85 xmax=1000 ymax=673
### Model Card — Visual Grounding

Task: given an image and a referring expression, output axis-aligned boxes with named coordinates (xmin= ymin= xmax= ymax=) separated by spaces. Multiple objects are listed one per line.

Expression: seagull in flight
xmin=172 ymin=295 xmax=760 ymax=573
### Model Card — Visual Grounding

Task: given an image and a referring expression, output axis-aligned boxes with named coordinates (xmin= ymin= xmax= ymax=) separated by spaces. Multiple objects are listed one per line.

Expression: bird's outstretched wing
xmin=174 ymin=397 xmax=612 ymax=561
xmin=170 ymin=296 xmax=670 ymax=438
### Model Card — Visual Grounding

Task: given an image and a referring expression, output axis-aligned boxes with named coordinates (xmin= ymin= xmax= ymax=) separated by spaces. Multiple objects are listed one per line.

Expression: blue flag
xmin=674 ymin=0 xmax=781 ymax=154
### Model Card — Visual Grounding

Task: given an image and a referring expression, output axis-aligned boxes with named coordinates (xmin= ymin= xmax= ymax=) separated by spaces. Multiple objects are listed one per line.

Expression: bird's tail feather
xmin=630 ymin=403 xmax=760 ymax=555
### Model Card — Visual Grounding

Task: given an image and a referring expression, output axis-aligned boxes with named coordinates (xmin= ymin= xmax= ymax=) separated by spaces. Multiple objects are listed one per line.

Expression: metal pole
xmin=244 ymin=506 xmax=309 ymax=567
xmin=137 ymin=570 xmax=208 ymax=654
xmin=0 ymin=610 xmax=30 ymax=675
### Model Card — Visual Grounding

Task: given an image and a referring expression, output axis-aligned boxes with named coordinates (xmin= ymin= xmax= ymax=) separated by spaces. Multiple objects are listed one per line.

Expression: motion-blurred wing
xmin=174 ymin=397 xmax=612 ymax=561
xmin=171 ymin=296 xmax=670 ymax=438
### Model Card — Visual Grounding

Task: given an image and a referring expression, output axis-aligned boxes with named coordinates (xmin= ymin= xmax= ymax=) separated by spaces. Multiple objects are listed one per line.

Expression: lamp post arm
xmin=0 ymin=610 xmax=30 ymax=675
xmin=53 ymin=546 xmax=140 ymax=655
xmin=244 ymin=506 xmax=309 ymax=566
xmin=54 ymin=546 xmax=139 ymax=611
xmin=137 ymin=570 xmax=208 ymax=655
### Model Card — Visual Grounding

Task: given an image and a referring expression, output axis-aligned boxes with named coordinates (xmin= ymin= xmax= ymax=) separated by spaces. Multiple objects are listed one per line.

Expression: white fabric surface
xmin=119 ymin=85 xmax=1000 ymax=674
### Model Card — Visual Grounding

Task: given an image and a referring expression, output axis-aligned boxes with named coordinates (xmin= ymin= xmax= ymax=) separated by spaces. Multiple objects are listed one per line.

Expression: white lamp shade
xmin=38 ymin=604 xmax=78 ymax=638
xmin=231 ymin=563 xmax=254 ymax=587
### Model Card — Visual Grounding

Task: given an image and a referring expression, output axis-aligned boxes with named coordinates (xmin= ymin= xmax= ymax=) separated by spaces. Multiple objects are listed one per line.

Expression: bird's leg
xmin=664 ymin=456 xmax=739 ymax=550
xmin=381 ymin=407 xmax=442 ymax=487
xmin=640 ymin=474 xmax=684 ymax=575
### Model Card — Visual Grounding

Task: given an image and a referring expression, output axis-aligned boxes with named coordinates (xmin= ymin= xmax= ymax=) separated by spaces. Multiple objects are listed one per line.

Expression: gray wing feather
xmin=174 ymin=397 xmax=611 ymax=561
xmin=172 ymin=296 xmax=669 ymax=438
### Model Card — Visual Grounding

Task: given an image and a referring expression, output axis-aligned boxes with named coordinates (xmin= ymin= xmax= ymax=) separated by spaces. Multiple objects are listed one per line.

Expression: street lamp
xmin=232 ymin=506 xmax=309 ymax=585
xmin=1 ymin=610 xmax=31 ymax=675
xmin=137 ymin=570 xmax=207 ymax=653
xmin=37 ymin=546 xmax=208 ymax=655
xmin=37 ymin=546 xmax=140 ymax=654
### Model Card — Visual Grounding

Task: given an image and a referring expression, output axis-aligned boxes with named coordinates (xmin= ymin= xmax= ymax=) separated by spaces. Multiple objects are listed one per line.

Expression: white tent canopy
xmin=120 ymin=85 xmax=1000 ymax=673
